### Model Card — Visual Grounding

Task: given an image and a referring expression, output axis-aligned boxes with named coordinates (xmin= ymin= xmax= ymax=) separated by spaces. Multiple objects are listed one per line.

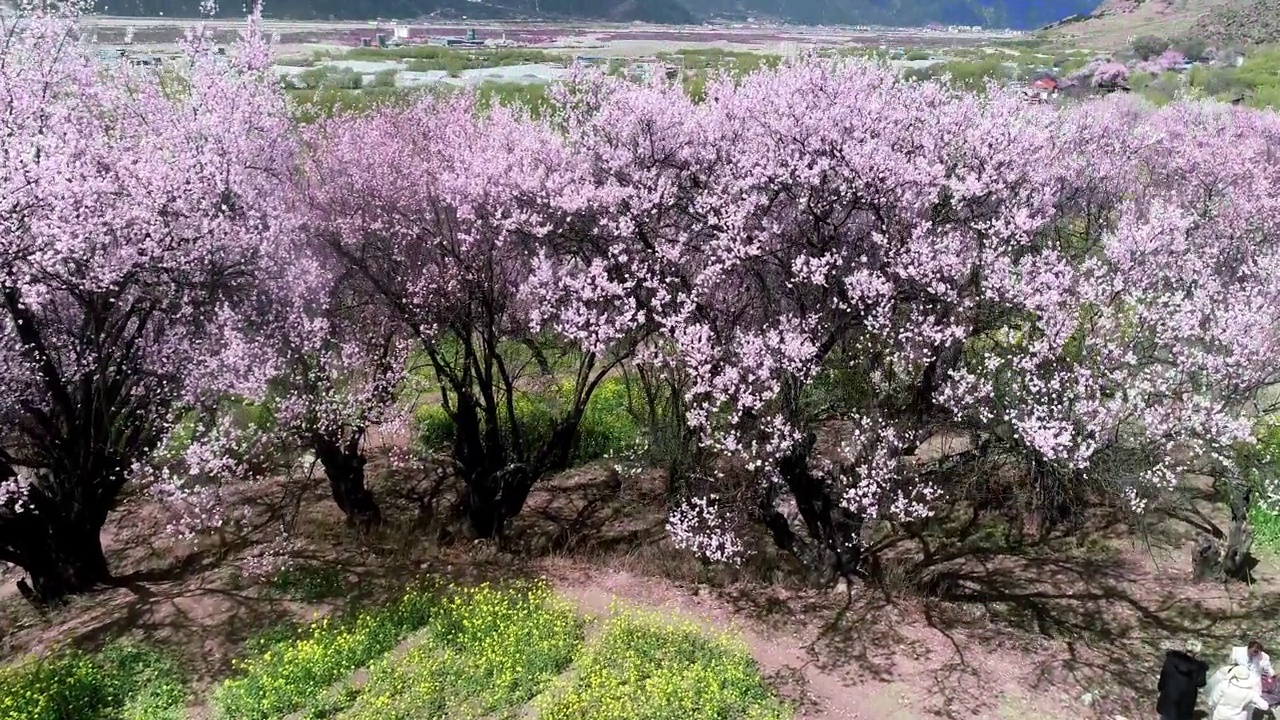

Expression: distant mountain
xmin=97 ymin=0 xmax=1102 ymax=29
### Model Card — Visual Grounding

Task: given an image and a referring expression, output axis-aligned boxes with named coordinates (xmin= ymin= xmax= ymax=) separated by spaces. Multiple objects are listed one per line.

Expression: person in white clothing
xmin=1230 ymin=641 xmax=1275 ymax=680
xmin=1210 ymin=663 xmax=1270 ymax=720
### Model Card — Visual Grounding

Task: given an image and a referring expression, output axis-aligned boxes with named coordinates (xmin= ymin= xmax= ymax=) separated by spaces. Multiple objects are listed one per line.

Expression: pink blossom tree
xmin=265 ymin=279 xmax=412 ymax=531
xmin=1092 ymin=61 xmax=1130 ymax=88
xmin=1156 ymin=48 xmax=1187 ymax=70
xmin=296 ymin=93 xmax=652 ymax=542
xmin=1135 ymin=49 xmax=1187 ymax=75
xmin=543 ymin=71 xmax=726 ymax=502
xmin=561 ymin=62 xmax=1280 ymax=581
xmin=0 ymin=5 xmax=296 ymax=604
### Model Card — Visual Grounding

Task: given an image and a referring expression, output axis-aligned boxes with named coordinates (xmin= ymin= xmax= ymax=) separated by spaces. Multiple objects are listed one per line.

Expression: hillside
xmin=1194 ymin=0 xmax=1280 ymax=43
xmin=1045 ymin=0 xmax=1280 ymax=46
xmin=98 ymin=0 xmax=1101 ymax=29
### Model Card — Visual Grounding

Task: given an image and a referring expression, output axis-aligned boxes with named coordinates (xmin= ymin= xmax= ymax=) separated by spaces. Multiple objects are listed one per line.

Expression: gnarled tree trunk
xmin=2 ymin=456 xmax=120 ymax=608
xmin=453 ymin=412 xmax=581 ymax=543
xmin=17 ymin=520 xmax=111 ymax=606
xmin=759 ymin=433 xmax=865 ymax=586
xmin=1192 ymin=478 xmax=1254 ymax=582
xmin=458 ymin=462 xmax=535 ymax=543
xmin=311 ymin=433 xmax=382 ymax=532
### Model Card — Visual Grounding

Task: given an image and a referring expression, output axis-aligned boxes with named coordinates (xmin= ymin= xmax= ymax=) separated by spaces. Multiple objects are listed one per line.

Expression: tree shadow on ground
xmin=0 ymin=458 xmax=676 ymax=686
xmin=507 ymin=467 xmax=670 ymax=557
xmin=7 ymin=455 xmax=1267 ymax=720
xmin=691 ymin=483 xmax=1280 ymax=720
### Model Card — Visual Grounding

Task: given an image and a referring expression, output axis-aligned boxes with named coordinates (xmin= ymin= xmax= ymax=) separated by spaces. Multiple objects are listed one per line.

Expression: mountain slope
xmin=97 ymin=0 xmax=1100 ymax=29
xmin=1044 ymin=0 xmax=1275 ymax=47
xmin=1194 ymin=0 xmax=1280 ymax=43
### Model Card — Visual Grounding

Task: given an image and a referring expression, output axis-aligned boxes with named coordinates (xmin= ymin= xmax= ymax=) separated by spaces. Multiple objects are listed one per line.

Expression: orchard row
xmin=2 ymin=9 xmax=1279 ymax=604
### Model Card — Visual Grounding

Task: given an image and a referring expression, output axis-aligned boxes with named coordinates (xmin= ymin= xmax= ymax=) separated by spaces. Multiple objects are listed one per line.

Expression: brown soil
xmin=1 ymin=454 xmax=1275 ymax=720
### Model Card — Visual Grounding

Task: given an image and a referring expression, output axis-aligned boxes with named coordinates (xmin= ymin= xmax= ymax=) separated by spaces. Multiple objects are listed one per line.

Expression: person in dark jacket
xmin=1158 ymin=639 xmax=1210 ymax=720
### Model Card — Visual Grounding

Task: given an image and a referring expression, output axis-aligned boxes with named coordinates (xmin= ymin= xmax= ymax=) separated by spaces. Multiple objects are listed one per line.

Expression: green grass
xmin=336 ymin=582 xmax=584 ymax=719
xmin=0 ymin=640 xmax=187 ymax=720
xmin=209 ymin=583 xmax=441 ymax=720
xmin=536 ymin=605 xmax=792 ymax=720
xmin=1242 ymin=416 xmax=1280 ymax=553
xmin=6 ymin=583 xmax=790 ymax=720
xmin=268 ymin=564 xmax=347 ymax=601
xmin=1253 ymin=505 xmax=1280 ymax=550
xmin=346 ymin=46 xmax=565 ymax=72
xmin=415 ymin=376 xmax=643 ymax=465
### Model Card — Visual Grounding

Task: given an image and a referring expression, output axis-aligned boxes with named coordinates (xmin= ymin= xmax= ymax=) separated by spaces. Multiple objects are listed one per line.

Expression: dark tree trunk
xmin=1192 ymin=477 xmax=1255 ymax=582
xmin=521 ymin=338 xmax=553 ymax=376
xmin=15 ymin=521 xmax=111 ymax=607
xmin=460 ymin=463 xmax=535 ymax=544
xmin=761 ymin=434 xmax=865 ymax=585
xmin=312 ymin=434 xmax=382 ymax=532
xmin=451 ymin=392 xmax=580 ymax=543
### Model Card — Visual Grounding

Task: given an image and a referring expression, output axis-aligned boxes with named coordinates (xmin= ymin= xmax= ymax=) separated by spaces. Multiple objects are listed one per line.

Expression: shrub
xmin=536 ymin=605 xmax=791 ymax=720
xmin=0 ymin=641 xmax=186 ymax=720
xmin=1137 ymin=72 xmax=1185 ymax=105
xmin=0 ymin=652 xmax=114 ymax=720
xmin=1188 ymin=65 xmax=1244 ymax=96
xmin=294 ymin=66 xmax=330 ymax=89
xmin=415 ymin=376 xmax=641 ymax=465
xmin=97 ymin=642 xmax=188 ymax=720
xmin=1130 ymin=34 xmax=1170 ymax=60
xmin=1251 ymin=84 xmax=1280 ymax=110
xmin=210 ymin=583 xmax=441 ymax=720
xmin=330 ymin=69 xmax=364 ymax=90
xmin=1173 ymin=36 xmax=1209 ymax=62
xmin=287 ymin=86 xmax=419 ymax=123
xmin=731 ymin=53 xmax=780 ymax=76
xmin=475 ymin=81 xmax=550 ymax=116
xmin=338 ymin=581 xmax=584 ymax=719
xmin=937 ymin=58 xmax=1006 ymax=90
xmin=1245 ymin=419 xmax=1280 ymax=551
xmin=290 ymin=66 xmax=364 ymax=91
xmin=269 ymin=564 xmax=347 ymax=601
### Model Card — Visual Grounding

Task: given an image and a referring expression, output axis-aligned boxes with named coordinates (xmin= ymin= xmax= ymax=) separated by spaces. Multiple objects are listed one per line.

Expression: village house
xmin=1017 ymin=74 xmax=1059 ymax=103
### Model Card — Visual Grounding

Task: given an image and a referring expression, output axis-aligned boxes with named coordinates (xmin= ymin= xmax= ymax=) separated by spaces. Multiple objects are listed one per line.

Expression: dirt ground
xmin=0 ymin=453 xmax=1275 ymax=720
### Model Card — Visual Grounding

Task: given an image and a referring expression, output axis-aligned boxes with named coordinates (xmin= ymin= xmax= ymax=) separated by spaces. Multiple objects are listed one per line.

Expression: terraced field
xmin=0 ymin=581 xmax=791 ymax=720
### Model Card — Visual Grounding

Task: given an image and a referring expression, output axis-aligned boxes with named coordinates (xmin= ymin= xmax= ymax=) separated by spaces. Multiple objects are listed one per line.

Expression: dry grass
xmin=1043 ymin=0 xmax=1238 ymax=48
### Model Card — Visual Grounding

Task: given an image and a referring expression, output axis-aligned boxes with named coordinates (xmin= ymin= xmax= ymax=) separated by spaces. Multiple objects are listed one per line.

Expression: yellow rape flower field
xmin=0 ymin=580 xmax=792 ymax=720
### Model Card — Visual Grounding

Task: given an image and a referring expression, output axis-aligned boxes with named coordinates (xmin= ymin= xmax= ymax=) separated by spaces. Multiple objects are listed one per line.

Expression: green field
xmin=0 ymin=582 xmax=790 ymax=720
